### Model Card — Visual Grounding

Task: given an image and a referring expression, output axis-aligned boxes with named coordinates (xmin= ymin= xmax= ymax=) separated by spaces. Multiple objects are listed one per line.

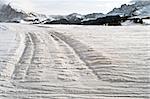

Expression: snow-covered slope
xmin=134 ymin=4 xmax=150 ymax=16
xmin=1 ymin=23 xmax=150 ymax=98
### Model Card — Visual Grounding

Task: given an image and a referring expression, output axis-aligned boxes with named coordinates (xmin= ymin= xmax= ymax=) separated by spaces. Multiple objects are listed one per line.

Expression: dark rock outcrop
xmin=81 ymin=15 xmax=122 ymax=26
xmin=44 ymin=18 xmax=69 ymax=24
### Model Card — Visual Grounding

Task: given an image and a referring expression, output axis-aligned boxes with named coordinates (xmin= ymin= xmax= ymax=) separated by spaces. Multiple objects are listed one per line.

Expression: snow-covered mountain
xmin=108 ymin=4 xmax=137 ymax=16
xmin=0 ymin=3 xmax=49 ymax=23
xmin=0 ymin=4 xmax=27 ymax=22
xmin=66 ymin=13 xmax=84 ymax=24
xmin=108 ymin=0 xmax=150 ymax=17
xmin=44 ymin=13 xmax=105 ymax=24
xmin=44 ymin=13 xmax=84 ymax=24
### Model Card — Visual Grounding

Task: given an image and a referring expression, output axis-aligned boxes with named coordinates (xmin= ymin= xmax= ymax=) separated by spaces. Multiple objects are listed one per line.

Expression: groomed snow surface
xmin=0 ymin=23 xmax=150 ymax=99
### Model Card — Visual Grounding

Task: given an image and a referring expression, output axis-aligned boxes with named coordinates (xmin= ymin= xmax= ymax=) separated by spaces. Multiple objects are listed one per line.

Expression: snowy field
xmin=0 ymin=23 xmax=149 ymax=99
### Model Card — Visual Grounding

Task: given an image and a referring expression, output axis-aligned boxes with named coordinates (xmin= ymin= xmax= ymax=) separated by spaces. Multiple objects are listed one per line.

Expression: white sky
xmin=4 ymin=0 xmax=132 ymax=15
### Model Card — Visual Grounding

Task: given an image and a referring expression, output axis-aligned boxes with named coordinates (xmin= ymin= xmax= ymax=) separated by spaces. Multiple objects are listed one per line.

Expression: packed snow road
xmin=0 ymin=23 xmax=149 ymax=99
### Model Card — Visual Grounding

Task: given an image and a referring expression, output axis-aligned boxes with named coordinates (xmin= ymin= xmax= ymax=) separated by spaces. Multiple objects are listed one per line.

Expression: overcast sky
xmin=3 ymin=0 xmax=132 ymax=15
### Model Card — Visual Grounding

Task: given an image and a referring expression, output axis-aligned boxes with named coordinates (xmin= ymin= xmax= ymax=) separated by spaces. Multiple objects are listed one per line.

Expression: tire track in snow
xmin=49 ymin=34 xmax=98 ymax=82
xmin=11 ymin=33 xmax=34 ymax=80
xmin=6 ymin=31 xmax=101 ymax=99
xmin=24 ymin=32 xmax=53 ymax=81
xmin=51 ymin=32 xmax=113 ymax=81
